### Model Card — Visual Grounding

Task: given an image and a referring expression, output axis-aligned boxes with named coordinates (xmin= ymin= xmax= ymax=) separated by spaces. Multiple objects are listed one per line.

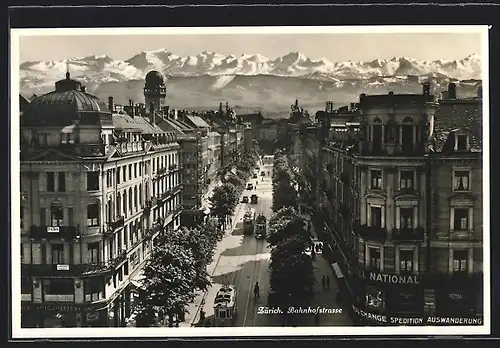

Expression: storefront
xmin=21 ymin=302 xmax=108 ymax=328
xmin=350 ymin=269 xmax=424 ymax=325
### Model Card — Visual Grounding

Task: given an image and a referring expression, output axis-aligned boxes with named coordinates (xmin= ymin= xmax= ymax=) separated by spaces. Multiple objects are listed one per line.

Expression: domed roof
xmin=145 ymin=70 xmax=165 ymax=86
xmin=30 ymin=89 xmax=110 ymax=112
xmin=22 ymin=71 xmax=112 ymax=127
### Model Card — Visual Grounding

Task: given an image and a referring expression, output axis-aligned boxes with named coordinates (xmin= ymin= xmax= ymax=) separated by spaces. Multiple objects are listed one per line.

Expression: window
xmin=51 ymin=244 xmax=64 ymax=264
xmin=400 ymin=249 xmax=414 ymax=273
xmin=456 ymin=135 xmax=468 ymax=151
xmin=370 ymin=170 xmax=382 ymax=189
xmin=21 ymin=277 xmax=32 ymax=294
xmin=51 ymin=203 xmax=63 ymax=226
xmin=370 ymin=206 xmax=382 ymax=227
xmin=453 ymin=249 xmax=469 ymax=273
xmin=400 ymin=207 xmax=413 ymax=229
xmin=58 ymin=173 xmax=66 ymax=192
xmin=88 ymin=242 xmax=99 ymax=263
xmin=20 ymin=206 xmax=24 ymax=230
xmin=117 ymin=168 xmax=121 ymax=184
xmin=39 ymin=208 xmax=46 ymax=226
xmin=134 ymin=164 xmax=137 ymax=178
xmin=61 ymin=133 xmax=74 ymax=144
xmin=128 ymin=164 xmax=132 ymax=180
xmin=87 ymin=172 xmax=99 ymax=191
xmin=400 ymin=170 xmax=414 ymax=190
xmin=454 ymin=170 xmax=470 ymax=191
xmin=43 ymin=279 xmax=73 ymax=295
xmin=87 ymin=203 xmax=99 ymax=227
xmin=38 ymin=133 xmax=48 ymax=146
xmin=47 ymin=172 xmax=55 ymax=192
xmin=68 ymin=207 xmax=74 ymax=226
xmin=84 ymin=278 xmax=104 ymax=302
xmin=123 ymin=166 xmax=127 ymax=182
xmin=139 ymin=163 xmax=142 ymax=176
xmin=453 ymin=208 xmax=469 ymax=231
xmin=368 ymin=246 xmax=381 ymax=270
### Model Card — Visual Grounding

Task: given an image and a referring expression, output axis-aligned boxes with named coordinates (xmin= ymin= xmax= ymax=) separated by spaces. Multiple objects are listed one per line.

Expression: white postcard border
xmin=10 ymin=25 xmax=491 ymax=338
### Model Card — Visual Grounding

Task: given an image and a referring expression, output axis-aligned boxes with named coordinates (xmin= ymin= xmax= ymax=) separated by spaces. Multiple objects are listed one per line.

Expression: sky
xmin=18 ymin=32 xmax=481 ymax=63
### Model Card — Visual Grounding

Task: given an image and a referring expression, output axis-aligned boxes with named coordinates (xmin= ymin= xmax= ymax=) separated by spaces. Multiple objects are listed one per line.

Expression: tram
xmin=213 ymin=285 xmax=237 ymax=326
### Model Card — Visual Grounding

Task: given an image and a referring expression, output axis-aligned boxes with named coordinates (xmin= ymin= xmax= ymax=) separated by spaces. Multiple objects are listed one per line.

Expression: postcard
xmin=10 ymin=25 xmax=490 ymax=338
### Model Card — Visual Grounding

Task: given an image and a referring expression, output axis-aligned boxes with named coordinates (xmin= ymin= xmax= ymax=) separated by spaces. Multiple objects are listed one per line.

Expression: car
xmin=252 ymin=173 xmax=258 ymax=179
xmin=247 ymin=183 xmax=254 ymax=190
xmin=251 ymin=194 xmax=258 ymax=204
xmin=261 ymin=171 xmax=265 ymax=176
xmin=242 ymin=196 xmax=249 ymax=203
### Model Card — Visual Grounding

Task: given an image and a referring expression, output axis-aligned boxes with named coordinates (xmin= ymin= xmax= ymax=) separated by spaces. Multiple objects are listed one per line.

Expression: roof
xmin=112 ymin=114 xmax=163 ymax=134
xmin=209 ymin=131 xmax=221 ymax=138
xmin=30 ymin=89 xmax=110 ymax=113
xmin=156 ymin=116 xmax=186 ymax=136
xmin=19 ymin=94 xmax=30 ymax=113
xmin=359 ymin=93 xmax=437 ymax=108
xmin=431 ymin=98 xmax=482 ymax=152
xmin=186 ymin=115 xmax=211 ymax=128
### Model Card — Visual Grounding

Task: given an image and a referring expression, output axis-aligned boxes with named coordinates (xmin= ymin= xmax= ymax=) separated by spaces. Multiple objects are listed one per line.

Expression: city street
xmin=183 ymin=160 xmax=275 ymax=327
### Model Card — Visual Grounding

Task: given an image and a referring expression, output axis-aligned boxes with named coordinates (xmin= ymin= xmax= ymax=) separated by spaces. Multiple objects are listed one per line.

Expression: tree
xmin=225 ymin=174 xmax=245 ymax=191
xmin=268 ymin=216 xmax=310 ymax=249
xmin=272 ymin=178 xmax=298 ymax=212
xmin=136 ymin=243 xmax=198 ymax=327
xmin=209 ymin=183 xmax=239 ymax=229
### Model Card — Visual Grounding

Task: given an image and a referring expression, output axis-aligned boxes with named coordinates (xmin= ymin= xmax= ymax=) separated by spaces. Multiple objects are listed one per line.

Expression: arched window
xmin=51 ymin=201 xmax=64 ymax=226
xmin=139 ymin=183 xmax=143 ymax=206
xmin=145 ymin=183 xmax=149 ymax=201
xmin=123 ymin=191 xmax=127 ymax=216
xmin=128 ymin=187 xmax=133 ymax=213
xmin=134 ymin=186 xmax=138 ymax=210
xmin=116 ymin=193 xmax=121 ymax=216
xmin=107 ymin=198 xmax=113 ymax=222
xmin=402 ymin=117 xmax=414 ymax=124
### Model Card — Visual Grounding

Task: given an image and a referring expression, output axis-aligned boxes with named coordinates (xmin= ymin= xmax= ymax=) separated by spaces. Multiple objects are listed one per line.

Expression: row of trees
xmin=209 ymin=149 xmax=258 ymax=229
xmin=134 ymin=218 xmax=224 ymax=327
xmin=267 ymin=150 xmax=314 ymax=321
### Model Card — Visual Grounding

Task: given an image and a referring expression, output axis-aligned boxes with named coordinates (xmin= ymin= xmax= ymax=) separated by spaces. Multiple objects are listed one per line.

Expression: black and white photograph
xmin=10 ymin=25 xmax=489 ymax=338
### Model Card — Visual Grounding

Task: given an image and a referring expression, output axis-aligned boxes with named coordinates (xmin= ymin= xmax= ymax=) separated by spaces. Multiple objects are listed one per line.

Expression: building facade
xmin=20 ymin=71 xmax=182 ymax=328
xmin=316 ymin=83 xmax=483 ymax=325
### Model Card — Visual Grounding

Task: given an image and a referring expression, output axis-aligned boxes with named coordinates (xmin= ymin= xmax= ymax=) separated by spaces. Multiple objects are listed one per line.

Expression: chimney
xmin=219 ymin=102 xmax=223 ymax=115
xmin=477 ymin=85 xmax=483 ymax=99
xmin=163 ymin=106 xmax=170 ymax=118
xmin=108 ymin=97 xmax=114 ymax=112
xmin=350 ymin=103 xmax=355 ymax=110
xmin=173 ymin=109 xmax=178 ymax=121
xmin=80 ymin=86 xmax=87 ymax=93
xmin=226 ymin=102 xmax=229 ymax=112
xmin=422 ymin=82 xmax=431 ymax=95
xmin=448 ymin=82 xmax=457 ymax=99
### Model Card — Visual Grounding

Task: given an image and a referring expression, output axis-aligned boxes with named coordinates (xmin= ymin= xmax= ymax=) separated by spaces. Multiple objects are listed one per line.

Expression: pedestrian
xmin=326 ymin=275 xmax=330 ymax=290
xmin=200 ymin=309 xmax=206 ymax=322
xmin=321 ymin=275 xmax=326 ymax=291
xmin=311 ymin=248 xmax=316 ymax=261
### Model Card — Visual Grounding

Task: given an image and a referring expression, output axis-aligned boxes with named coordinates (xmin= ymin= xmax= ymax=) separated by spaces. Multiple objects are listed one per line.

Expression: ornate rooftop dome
xmin=22 ymin=70 xmax=112 ymax=127
xmin=145 ymin=70 xmax=165 ymax=87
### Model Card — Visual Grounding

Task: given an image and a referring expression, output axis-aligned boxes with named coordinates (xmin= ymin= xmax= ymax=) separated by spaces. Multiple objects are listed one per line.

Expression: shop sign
xmin=47 ymin=227 xmax=60 ymax=233
xmin=86 ymin=311 xmax=99 ymax=322
xmin=358 ymin=270 xmax=421 ymax=285
xmin=22 ymin=303 xmax=102 ymax=312
xmin=56 ymin=264 xmax=70 ymax=271
xmin=449 ymin=293 xmax=463 ymax=301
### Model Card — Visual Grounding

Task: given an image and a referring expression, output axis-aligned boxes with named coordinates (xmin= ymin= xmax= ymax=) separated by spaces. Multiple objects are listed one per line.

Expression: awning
xmin=332 ymin=263 xmax=344 ymax=279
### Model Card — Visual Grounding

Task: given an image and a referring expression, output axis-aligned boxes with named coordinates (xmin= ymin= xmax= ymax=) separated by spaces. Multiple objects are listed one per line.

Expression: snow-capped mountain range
xmin=19 ymin=50 xmax=482 ymax=116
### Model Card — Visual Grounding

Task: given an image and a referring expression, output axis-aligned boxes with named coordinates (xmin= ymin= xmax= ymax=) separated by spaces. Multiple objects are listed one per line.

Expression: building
xmin=20 ymin=70 xmax=182 ymax=328
xmin=315 ymin=83 xmax=483 ymax=325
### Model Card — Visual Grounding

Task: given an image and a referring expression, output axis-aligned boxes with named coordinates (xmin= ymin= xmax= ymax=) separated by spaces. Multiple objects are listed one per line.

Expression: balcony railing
xmin=448 ymin=230 xmax=476 ymax=241
xmin=169 ymin=164 xmax=179 ymax=171
xmin=144 ymin=223 xmax=164 ymax=240
xmin=392 ymin=227 xmax=425 ymax=242
xmin=44 ymin=294 xmax=75 ymax=302
xmin=105 ymin=216 xmax=125 ymax=235
xmin=21 ymin=250 xmax=127 ymax=277
xmin=355 ymin=224 xmax=387 ymax=242
xmin=360 ymin=143 xmax=426 ymax=156
xmin=29 ymin=226 xmax=79 ymax=240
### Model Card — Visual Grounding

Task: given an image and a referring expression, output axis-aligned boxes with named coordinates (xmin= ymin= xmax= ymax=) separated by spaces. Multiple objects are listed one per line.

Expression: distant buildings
xmin=305 ymin=82 xmax=483 ymax=324
xmin=18 ymin=68 xmax=247 ymax=328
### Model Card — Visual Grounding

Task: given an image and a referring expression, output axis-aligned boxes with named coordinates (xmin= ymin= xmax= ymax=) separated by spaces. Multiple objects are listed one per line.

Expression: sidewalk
xmin=180 ymin=190 xmax=246 ymax=327
xmin=300 ymin=214 xmax=353 ymax=326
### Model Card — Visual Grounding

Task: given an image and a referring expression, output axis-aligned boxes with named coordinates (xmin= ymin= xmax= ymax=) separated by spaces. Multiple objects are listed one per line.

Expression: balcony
xmin=104 ymin=216 xmax=125 ymax=236
xmin=21 ymin=251 xmax=127 ymax=277
xmin=424 ymin=271 xmax=483 ymax=289
xmin=156 ymin=167 xmax=168 ymax=177
xmin=143 ymin=200 xmax=153 ymax=212
xmin=143 ymin=223 xmax=164 ymax=240
xmin=448 ymin=230 xmax=476 ymax=241
xmin=169 ymin=164 xmax=179 ymax=172
xmin=28 ymin=226 xmax=79 ymax=241
xmin=392 ymin=227 xmax=425 ymax=242
xmin=355 ymin=224 xmax=387 ymax=242
xmin=361 ymin=143 xmax=426 ymax=157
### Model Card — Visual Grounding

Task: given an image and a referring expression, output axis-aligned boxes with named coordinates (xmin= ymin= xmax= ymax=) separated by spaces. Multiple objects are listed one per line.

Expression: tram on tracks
xmin=213 ymin=285 xmax=237 ymax=326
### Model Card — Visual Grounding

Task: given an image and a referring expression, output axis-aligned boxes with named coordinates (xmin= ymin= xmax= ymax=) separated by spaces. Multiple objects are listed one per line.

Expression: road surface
xmin=199 ymin=160 xmax=277 ymax=327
